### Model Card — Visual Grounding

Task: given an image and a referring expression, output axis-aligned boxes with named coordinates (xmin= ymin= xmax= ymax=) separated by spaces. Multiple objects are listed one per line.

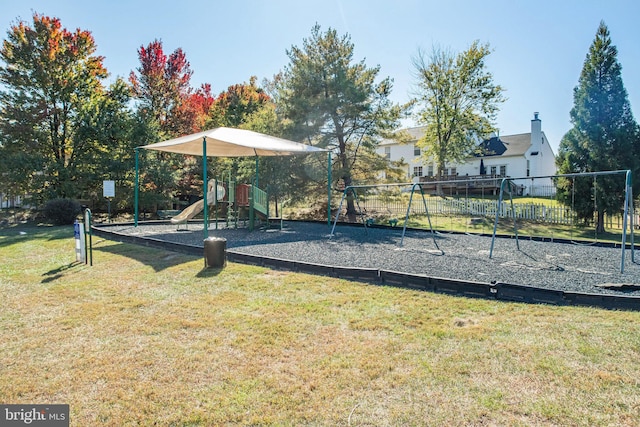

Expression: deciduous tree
xmin=0 ymin=13 xmax=109 ymax=201
xmin=129 ymin=39 xmax=214 ymax=209
xmin=412 ymin=42 xmax=505 ymax=180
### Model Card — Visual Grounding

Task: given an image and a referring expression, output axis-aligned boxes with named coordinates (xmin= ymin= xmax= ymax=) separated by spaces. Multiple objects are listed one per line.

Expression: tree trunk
xmin=344 ymin=174 xmax=357 ymax=222
xmin=436 ymin=162 xmax=446 ymax=196
xmin=596 ymin=209 xmax=605 ymax=234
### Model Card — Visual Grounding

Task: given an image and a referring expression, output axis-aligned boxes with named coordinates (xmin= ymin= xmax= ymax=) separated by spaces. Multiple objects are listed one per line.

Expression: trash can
xmin=204 ymin=237 xmax=227 ymax=268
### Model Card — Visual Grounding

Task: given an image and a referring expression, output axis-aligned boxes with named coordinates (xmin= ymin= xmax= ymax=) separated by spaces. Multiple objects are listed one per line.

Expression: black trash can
xmin=204 ymin=237 xmax=227 ymax=268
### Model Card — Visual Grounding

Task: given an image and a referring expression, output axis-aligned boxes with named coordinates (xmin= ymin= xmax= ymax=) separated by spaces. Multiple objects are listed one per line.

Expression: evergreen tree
xmin=276 ymin=24 xmax=408 ymax=217
xmin=556 ymin=21 xmax=639 ymax=233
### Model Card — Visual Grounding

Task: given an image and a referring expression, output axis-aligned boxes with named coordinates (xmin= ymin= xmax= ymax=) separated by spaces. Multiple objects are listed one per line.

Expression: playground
xmin=100 ymin=219 xmax=640 ymax=305
xmin=117 ymin=128 xmax=640 ymax=308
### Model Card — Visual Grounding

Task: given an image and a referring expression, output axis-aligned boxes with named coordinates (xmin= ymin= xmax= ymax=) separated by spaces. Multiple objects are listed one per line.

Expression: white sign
xmin=103 ymin=180 xmax=115 ymax=198
xmin=74 ymin=221 xmax=86 ymax=263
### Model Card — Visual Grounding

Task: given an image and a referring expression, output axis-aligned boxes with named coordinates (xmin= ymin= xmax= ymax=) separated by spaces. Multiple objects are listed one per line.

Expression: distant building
xmin=377 ymin=112 xmax=557 ymax=196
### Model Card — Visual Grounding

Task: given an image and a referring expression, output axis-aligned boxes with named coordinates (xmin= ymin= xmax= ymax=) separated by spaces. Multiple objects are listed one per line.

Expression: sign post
xmin=74 ymin=220 xmax=86 ymax=263
xmin=103 ymin=180 xmax=115 ymax=222
xmin=84 ymin=209 xmax=93 ymax=266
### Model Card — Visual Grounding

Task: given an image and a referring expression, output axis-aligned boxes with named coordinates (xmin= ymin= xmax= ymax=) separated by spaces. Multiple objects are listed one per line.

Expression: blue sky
xmin=1 ymin=0 xmax=638 ymax=153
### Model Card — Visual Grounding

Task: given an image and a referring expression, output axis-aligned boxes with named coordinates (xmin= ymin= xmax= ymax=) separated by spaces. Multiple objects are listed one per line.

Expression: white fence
xmin=354 ymin=195 xmax=633 ymax=228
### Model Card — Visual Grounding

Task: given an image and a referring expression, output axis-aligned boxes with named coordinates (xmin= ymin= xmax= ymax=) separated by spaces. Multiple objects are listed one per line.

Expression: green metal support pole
xmin=327 ymin=151 xmax=332 ymax=227
xmin=203 ymin=137 xmax=208 ymax=240
xmin=255 ymin=156 xmax=259 ymax=188
xmin=621 ymin=169 xmax=633 ymax=272
xmin=134 ymin=148 xmax=139 ymax=227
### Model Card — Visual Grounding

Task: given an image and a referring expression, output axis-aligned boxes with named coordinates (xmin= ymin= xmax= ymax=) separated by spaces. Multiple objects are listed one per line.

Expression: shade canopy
xmin=141 ymin=127 xmax=325 ymax=157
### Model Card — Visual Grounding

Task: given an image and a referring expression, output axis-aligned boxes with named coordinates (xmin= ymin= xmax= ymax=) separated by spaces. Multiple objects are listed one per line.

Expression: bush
xmin=42 ymin=198 xmax=82 ymax=225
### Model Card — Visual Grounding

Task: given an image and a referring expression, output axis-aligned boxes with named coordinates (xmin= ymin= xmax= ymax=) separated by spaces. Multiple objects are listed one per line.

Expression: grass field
xmin=402 ymin=214 xmax=629 ymax=244
xmin=2 ymin=223 xmax=640 ymax=426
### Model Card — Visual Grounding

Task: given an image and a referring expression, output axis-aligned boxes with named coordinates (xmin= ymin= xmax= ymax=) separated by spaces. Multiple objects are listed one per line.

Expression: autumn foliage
xmin=129 ymin=39 xmax=213 ymax=136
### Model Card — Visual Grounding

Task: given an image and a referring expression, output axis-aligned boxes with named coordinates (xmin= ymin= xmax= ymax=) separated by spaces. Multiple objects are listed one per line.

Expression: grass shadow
xmin=42 ymin=261 xmax=83 ymax=276
xmin=0 ymin=223 xmax=74 ymax=248
xmin=196 ymin=266 xmax=225 ymax=278
xmin=93 ymin=240 xmax=198 ymax=272
xmin=40 ymin=261 xmax=84 ymax=284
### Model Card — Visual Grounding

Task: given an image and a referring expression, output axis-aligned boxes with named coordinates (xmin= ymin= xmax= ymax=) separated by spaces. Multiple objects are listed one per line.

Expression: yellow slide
xmin=170 ymin=199 xmax=205 ymax=224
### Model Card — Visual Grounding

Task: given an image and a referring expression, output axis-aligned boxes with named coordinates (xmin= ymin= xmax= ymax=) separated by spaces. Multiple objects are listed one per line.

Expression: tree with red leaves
xmin=130 ymin=39 xmax=212 ymax=136
xmin=0 ymin=13 xmax=110 ymax=200
xmin=130 ymin=39 xmax=215 ymax=210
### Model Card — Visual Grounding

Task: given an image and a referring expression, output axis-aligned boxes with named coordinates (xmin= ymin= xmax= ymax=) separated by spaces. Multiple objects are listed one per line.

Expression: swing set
xmin=329 ymin=170 xmax=636 ymax=273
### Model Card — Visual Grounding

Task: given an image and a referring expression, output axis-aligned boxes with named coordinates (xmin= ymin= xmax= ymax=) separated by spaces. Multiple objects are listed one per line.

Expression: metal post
xmin=327 ymin=151 xmax=332 ymax=227
xmin=134 ymin=148 xmax=139 ymax=227
xmin=203 ymin=137 xmax=208 ymax=240
xmin=621 ymin=169 xmax=632 ymax=273
xmin=84 ymin=209 xmax=93 ymax=266
xmin=329 ymin=189 xmax=348 ymax=238
xmin=489 ymin=178 xmax=508 ymax=258
xmin=508 ymin=179 xmax=520 ymax=250
xmin=255 ymin=156 xmax=259 ymax=188
xmin=631 ymin=184 xmax=635 ymax=263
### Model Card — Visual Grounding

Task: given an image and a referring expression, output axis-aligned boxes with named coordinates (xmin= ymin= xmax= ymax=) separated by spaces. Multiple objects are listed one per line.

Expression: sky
xmin=1 ymin=0 xmax=639 ymax=153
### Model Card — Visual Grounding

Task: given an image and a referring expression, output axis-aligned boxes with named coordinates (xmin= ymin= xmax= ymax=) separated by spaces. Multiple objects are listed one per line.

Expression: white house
xmin=377 ymin=112 xmax=557 ymax=196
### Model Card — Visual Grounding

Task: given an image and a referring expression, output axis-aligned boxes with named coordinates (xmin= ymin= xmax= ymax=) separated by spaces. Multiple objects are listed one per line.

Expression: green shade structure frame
xmin=134 ymin=127 xmax=329 ymax=239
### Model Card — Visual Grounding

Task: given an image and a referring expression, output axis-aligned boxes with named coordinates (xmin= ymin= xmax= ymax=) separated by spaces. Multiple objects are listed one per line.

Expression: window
xmin=449 ymin=167 xmax=457 ymax=176
xmin=526 ymin=160 xmax=530 ymax=177
xmin=490 ymin=166 xmax=497 ymax=176
xmin=500 ymin=165 xmax=506 ymax=176
xmin=413 ymin=166 xmax=423 ymax=177
xmin=384 ymin=146 xmax=391 ymax=160
xmin=427 ymin=165 xmax=434 ymax=177
xmin=414 ymin=145 xmax=421 ymax=156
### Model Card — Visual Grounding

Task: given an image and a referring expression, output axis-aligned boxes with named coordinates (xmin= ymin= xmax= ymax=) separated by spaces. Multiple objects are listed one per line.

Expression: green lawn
xmin=403 ymin=214 xmax=628 ymax=244
xmin=1 ymin=223 xmax=640 ymax=426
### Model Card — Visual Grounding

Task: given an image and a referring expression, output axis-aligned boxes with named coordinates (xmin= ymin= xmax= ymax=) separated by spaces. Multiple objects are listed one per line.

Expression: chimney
xmin=531 ymin=112 xmax=542 ymax=150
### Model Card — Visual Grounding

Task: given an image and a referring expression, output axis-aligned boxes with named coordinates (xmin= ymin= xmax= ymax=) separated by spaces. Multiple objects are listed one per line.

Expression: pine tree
xmin=276 ymin=24 xmax=408 ymax=217
xmin=556 ymin=21 xmax=639 ymax=233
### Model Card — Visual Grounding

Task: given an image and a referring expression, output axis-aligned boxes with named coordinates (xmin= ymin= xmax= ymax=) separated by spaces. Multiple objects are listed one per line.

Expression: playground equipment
xmin=330 ymin=171 xmax=635 ymax=273
xmin=171 ymin=180 xmax=226 ymax=224
xmin=134 ymin=127 xmax=329 ymax=239
xmin=490 ymin=170 xmax=635 ymax=273
xmin=169 ymin=177 xmax=276 ymax=231
xmin=329 ymin=182 xmax=442 ymax=254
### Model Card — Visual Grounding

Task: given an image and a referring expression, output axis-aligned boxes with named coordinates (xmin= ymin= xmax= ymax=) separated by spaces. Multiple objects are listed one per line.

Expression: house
xmin=377 ymin=112 xmax=557 ymax=196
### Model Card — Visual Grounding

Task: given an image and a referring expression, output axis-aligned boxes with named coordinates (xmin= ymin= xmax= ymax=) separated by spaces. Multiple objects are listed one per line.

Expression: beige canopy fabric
xmin=141 ymin=127 xmax=325 ymax=157
xmin=135 ymin=126 xmax=331 ymax=236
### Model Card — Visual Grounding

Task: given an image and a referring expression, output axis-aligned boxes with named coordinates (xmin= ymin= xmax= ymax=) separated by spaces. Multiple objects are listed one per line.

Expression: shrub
xmin=42 ymin=198 xmax=82 ymax=225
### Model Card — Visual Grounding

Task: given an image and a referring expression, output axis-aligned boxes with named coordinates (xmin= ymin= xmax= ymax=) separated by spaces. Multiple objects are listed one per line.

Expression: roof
xmin=378 ymin=126 xmax=427 ymax=146
xmin=476 ymin=133 xmax=531 ymax=158
xmin=380 ymin=126 xmax=533 ymax=158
